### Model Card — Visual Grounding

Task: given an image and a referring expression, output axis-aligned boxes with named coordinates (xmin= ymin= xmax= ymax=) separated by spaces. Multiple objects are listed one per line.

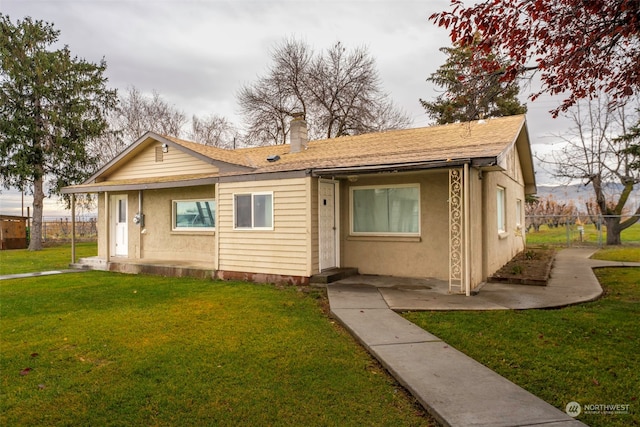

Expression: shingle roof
xmin=64 ymin=115 xmax=532 ymax=194
xmin=168 ymin=115 xmax=526 ymax=174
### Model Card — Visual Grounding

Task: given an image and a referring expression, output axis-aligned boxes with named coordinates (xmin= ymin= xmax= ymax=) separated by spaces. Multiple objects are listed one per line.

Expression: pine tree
xmin=0 ymin=15 xmax=117 ymax=250
xmin=421 ymin=38 xmax=526 ymax=124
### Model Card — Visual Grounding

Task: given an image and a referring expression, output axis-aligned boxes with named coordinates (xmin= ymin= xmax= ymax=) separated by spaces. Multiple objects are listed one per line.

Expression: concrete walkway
xmin=0 ymin=269 xmax=88 ymax=281
xmin=328 ymin=248 xmax=639 ymax=426
xmin=332 ymin=248 xmax=640 ymax=311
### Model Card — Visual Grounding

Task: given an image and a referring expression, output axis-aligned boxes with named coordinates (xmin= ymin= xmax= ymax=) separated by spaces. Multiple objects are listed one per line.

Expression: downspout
xmin=464 ymin=163 xmax=471 ymax=296
xmin=138 ymin=190 xmax=143 ymax=259
xmin=214 ymin=183 xmax=220 ymax=272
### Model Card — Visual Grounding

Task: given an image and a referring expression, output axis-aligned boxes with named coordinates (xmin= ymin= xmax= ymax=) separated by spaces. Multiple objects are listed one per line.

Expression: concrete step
xmin=71 ymin=257 xmax=108 ymax=271
xmin=108 ymin=262 xmax=214 ymax=279
xmin=310 ymin=267 xmax=358 ymax=284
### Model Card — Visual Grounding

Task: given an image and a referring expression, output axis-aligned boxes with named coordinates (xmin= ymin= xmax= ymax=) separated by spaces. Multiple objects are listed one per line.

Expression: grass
xmin=591 ymin=246 xmax=640 ymax=262
xmin=403 ymin=249 xmax=640 ymax=427
xmin=0 ymin=242 xmax=97 ymax=275
xmin=525 ymin=222 xmax=640 ymax=247
xmin=1 ymin=270 xmax=434 ymax=426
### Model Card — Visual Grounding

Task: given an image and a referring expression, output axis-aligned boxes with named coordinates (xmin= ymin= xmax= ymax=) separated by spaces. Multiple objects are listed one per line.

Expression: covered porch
xmin=315 ymin=162 xmax=479 ymax=296
xmin=61 ymin=173 xmax=219 ymax=274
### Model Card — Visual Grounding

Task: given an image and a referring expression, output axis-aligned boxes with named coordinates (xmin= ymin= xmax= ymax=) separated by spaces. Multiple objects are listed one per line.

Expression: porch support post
xmin=448 ymin=168 xmax=464 ymax=294
xmin=71 ymin=193 xmax=76 ymax=265
xmin=463 ymin=163 xmax=471 ymax=296
xmin=105 ymin=192 xmax=110 ymax=261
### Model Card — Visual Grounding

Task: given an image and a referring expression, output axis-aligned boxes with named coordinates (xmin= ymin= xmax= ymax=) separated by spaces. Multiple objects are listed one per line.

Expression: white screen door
xmin=318 ymin=181 xmax=337 ymax=270
xmin=112 ymin=195 xmax=128 ymax=257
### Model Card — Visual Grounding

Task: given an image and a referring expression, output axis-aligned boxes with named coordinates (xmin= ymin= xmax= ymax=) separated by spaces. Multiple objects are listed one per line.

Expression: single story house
xmin=62 ymin=114 xmax=536 ymax=295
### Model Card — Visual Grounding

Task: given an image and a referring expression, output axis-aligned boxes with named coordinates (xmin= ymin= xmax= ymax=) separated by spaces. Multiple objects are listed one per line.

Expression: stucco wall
xmin=341 ymin=171 xmax=450 ymax=279
xmin=96 ymin=187 xmax=216 ymax=265
xmin=97 ymin=194 xmax=107 ymax=259
xmin=468 ymin=167 xmax=485 ymax=288
xmin=139 ymin=186 xmax=216 ymax=264
xmin=482 ymin=149 xmax=527 ymax=277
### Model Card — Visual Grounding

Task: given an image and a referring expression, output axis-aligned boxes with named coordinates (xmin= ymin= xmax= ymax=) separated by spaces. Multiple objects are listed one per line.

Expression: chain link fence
xmin=525 ymin=214 xmax=640 ymax=247
xmin=33 ymin=217 xmax=98 ymax=243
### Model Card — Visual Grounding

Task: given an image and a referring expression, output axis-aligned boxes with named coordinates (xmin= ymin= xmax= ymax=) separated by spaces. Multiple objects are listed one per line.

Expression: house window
xmin=351 ymin=184 xmax=420 ymax=235
xmin=234 ymin=192 xmax=273 ymax=229
xmin=516 ymin=199 xmax=523 ymax=227
xmin=173 ymin=200 xmax=216 ymax=231
xmin=497 ymin=187 xmax=506 ymax=233
xmin=118 ymin=198 xmax=127 ymax=223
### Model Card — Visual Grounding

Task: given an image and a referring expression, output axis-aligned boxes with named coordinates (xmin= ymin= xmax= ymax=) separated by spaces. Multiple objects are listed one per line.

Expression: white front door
xmin=318 ymin=181 xmax=338 ymax=271
xmin=112 ymin=195 xmax=128 ymax=257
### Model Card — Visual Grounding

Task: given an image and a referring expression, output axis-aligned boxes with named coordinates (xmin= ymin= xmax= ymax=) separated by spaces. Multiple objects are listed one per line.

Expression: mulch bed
xmin=488 ymin=247 xmax=556 ymax=286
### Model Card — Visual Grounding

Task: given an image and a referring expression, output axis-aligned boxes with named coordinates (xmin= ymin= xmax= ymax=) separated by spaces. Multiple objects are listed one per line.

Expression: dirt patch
xmin=489 ymin=248 xmax=556 ymax=286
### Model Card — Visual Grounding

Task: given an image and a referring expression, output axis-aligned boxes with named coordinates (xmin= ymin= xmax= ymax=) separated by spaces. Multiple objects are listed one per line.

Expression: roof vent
xmin=267 ymin=155 xmax=280 ymax=162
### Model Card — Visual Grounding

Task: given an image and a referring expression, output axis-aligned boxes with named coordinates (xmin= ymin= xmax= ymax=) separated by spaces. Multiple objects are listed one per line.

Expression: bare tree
xmin=188 ymin=114 xmax=238 ymax=148
xmin=542 ymin=94 xmax=640 ymax=244
xmin=525 ymin=195 xmax=578 ymax=232
xmin=238 ymin=38 xmax=411 ymax=145
xmin=237 ymin=38 xmax=312 ymax=146
xmin=89 ymin=87 xmax=187 ymax=164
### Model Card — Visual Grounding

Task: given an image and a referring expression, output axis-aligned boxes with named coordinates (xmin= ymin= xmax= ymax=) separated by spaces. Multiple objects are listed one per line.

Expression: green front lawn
xmin=0 ymin=242 xmax=97 ymax=275
xmin=525 ymin=222 xmax=640 ymax=247
xmin=1 ymin=272 xmax=434 ymax=426
xmin=404 ymin=263 xmax=639 ymax=427
xmin=591 ymin=246 xmax=640 ymax=262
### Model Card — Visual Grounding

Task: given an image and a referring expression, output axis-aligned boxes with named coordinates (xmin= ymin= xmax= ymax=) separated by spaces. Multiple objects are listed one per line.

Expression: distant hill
xmin=535 ymin=182 xmax=639 ymax=212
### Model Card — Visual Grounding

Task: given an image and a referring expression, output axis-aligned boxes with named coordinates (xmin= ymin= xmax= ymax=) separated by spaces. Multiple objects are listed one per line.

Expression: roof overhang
xmin=61 ymin=174 xmax=218 ymax=194
xmin=310 ymin=158 xmax=501 ymax=177
xmin=514 ymin=120 xmax=537 ymax=195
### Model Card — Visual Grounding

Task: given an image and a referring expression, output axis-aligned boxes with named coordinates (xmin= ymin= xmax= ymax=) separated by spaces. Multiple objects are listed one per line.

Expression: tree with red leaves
xmin=430 ymin=0 xmax=640 ymax=116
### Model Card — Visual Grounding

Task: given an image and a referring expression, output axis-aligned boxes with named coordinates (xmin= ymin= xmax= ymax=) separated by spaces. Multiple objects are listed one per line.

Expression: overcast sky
xmin=2 ymin=0 xmax=575 ymax=217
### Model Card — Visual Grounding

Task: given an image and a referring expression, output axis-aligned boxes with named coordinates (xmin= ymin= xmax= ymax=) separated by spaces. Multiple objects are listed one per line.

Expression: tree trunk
xmin=28 ymin=176 xmax=45 ymax=251
xmin=604 ymin=216 xmax=622 ymax=246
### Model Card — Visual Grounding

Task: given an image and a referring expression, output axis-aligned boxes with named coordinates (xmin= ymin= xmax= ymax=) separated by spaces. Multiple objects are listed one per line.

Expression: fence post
xmin=597 ymin=217 xmax=603 ymax=248
xmin=566 ymin=221 xmax=571 ymax=247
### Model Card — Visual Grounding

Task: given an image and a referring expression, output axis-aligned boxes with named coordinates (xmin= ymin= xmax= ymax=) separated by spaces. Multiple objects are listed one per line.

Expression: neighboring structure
xmin=0 ymin=215 xmax=28 ymax=250
xmin=62 ymin=115 xmax=536 ymax=295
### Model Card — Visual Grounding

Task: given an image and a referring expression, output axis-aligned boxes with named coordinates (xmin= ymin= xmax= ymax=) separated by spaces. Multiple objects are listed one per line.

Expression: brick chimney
xmin=289 ymin=112 xmax=308 ymax=153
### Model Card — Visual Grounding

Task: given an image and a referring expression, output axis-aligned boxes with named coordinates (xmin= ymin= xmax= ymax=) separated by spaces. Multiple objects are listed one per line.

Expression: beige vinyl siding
xmin=107 ymin=143 xmax=218 ymax=180
xmin=218 ymin=177 xmax=312 ymax=277
xmin=309 ymin=178 xmax=319 ymax=274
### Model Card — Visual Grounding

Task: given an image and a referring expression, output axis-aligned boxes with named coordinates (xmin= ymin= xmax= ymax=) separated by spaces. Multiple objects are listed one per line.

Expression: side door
xmin=112 ymin=195 xmax=128 ymax=257
xmin=318 ymin=181 xmax=338 ymax=271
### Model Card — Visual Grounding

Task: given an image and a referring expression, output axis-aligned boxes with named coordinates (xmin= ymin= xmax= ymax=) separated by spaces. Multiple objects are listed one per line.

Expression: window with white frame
xmin=173 ymin=200 xmax=216 ymax=231
xmin=234 ymin=192 xmax=273 ymax=229
xmin=516 ymin=198 xmax=523 ymax=227
xmin=351 ymin=184 xmax=420 ymax=235
xmin=497 ymin=187 xmax=506 ymax=233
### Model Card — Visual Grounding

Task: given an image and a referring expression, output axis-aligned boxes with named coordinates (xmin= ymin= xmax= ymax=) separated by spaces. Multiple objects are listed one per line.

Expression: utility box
xmin=1 ymin=215 xmax=28 ymax=250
